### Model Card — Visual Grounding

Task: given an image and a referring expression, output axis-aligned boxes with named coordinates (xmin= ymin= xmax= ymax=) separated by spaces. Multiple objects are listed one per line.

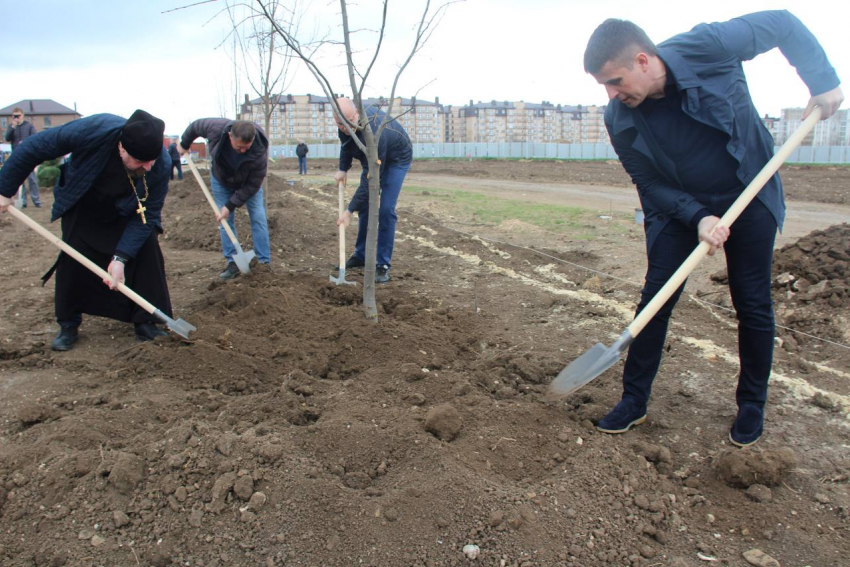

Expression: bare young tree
xmin=213 ymin=32 xmax=243 ymax=118
xmin=252 ymin=0 xmax=457 ymax=320
xmin=227 ymin=0 xmax=302 ymax=140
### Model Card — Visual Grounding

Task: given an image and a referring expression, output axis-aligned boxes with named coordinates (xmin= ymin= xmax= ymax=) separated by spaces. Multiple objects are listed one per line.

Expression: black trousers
xmin=622 ymin=194 xmax=777 ymax=409
xmin=55 ymin=211 xmax=172 ymax=328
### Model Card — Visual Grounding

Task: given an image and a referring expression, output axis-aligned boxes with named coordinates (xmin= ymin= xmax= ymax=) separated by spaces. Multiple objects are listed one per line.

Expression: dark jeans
xmin=171 ymin=161 xmax=183 ymax=180
xmin=351 ymin=161 xmax=410 ymax=268
xmin=298 ymin=156 xmax=307 ymax=174
xmin=622 ymin=194 xmax=777 ymax=409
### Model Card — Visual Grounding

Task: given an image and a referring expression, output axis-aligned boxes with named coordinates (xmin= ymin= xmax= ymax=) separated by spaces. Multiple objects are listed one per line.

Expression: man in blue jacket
xmin=583 ymin=11 xmax=843 ymax=447
xmin=334 ymin=97 xmax=412 ymax=284
xmin=0 ymin=110 xmax=174 ymax=351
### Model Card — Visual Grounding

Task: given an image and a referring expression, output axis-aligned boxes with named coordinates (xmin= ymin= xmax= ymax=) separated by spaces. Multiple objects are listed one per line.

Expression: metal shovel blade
xmin=153 ymin=309 xmax=197 ymax=339
xmin=329 ymin=267 xmax=356 ymax=286
xmin=232 ymin=246 xmax=255 ymax=274
xmin=548 ymin=330 xmax=634 ymax=398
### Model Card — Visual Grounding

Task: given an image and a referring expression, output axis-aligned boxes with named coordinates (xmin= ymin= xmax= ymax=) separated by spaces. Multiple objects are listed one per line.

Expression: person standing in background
xmin=4 ymin=107 xmax=41 ymax=207
xmin=168 ymin=137 xmax=183 ymax=180
xmin=296 ymin=140 xmax=309 ymax=175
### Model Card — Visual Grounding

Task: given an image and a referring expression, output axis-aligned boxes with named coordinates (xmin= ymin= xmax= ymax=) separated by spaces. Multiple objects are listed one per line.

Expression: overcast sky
xmin=2 ymin=0 xmax=846 ymax=136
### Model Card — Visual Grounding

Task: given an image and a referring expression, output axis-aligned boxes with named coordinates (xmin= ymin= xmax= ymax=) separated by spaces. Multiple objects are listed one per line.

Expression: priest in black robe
xmin=0 ymin=109 xmax=174 ymax=351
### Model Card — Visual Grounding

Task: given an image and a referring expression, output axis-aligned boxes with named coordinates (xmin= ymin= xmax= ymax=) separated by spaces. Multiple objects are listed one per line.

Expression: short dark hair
xmin=584 ymin=19 xmax=658 ymax=74
xmin=230 ymin=121 xmax=256 ymax=143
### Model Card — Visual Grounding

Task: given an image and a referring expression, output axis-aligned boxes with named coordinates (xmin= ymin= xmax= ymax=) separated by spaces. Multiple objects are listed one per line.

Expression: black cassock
xmin=48 ymin=150 xmax=172 ymax=326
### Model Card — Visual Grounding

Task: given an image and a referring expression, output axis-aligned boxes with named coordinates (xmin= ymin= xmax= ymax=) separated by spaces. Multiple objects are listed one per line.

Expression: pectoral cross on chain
xmin=136 ymin=203 xmax=147 ymax=224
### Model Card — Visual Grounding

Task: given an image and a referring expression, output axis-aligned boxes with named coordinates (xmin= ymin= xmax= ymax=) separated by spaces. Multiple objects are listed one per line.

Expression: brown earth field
xmin=1 ymin=158 xmax=849 ymax=567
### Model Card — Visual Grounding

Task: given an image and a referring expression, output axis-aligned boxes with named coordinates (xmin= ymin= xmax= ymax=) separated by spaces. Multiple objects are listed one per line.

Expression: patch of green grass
xmin=784 ymin=162 xmax=850 ymax=168
xmin=404 ymin=185 xmax=631 ymax=238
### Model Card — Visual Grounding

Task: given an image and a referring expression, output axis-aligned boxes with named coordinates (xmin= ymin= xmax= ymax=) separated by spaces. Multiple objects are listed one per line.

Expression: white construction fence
xmin=269 ymin=142 xmax=850 ymax=164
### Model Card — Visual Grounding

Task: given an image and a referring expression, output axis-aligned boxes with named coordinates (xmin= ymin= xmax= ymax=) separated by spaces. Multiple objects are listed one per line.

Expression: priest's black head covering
xmin=121 ymin=109 xmax=165 ymax=161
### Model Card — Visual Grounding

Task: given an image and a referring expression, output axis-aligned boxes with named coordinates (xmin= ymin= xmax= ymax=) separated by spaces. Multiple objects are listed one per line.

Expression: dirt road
xmin=292 ymin=157 xmax=850 ymax=247
xmin=403 ymin=172 xmax=850 ymax=246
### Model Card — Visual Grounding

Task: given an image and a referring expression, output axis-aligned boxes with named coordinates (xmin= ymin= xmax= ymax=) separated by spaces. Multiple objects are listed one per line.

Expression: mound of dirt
xmin=772 ymin=224 xmax=850 ymax=342
xmin=1 ymin=162 xmax=848 ymax=566
xmin=162 ymin=173 xmax=223 ymax=252
xmin=773 ymin=224 xmax=850 ymax=300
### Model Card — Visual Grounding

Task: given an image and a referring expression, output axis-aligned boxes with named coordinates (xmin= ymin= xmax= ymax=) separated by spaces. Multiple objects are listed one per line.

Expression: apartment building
xmin=556 ymin=105 xmax=609 ymax=144
xmin=761 ymin=114 xmax=781 ymax=143
xmin=356 ymin=97 xmax=445 ymax=143
xmin=240 ymin=94 xmax=338 ymax=143
xmin=240 ymin=94 xmax=446 ymax=143
xmin=386 ymin=97 xmax=444 ymax=143
xmin=775 ymin=107 xmax=849 ymax=146
xmin=459 ymin=100 xmax=512 ymax=142
xmin=452 ymin=100 xmax=609 ymax=144
xmin=441 ymin=105 xmax=466 ymax=143
xmin=0 ymin=99 xmax=82 ymax=131
xmin=511 ymin=101 xmax=558 ymax=142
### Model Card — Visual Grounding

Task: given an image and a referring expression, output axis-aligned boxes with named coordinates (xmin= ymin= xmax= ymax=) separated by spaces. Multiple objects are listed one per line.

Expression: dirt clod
xmin=424 ymin=403 xmax=463 ymax=441
xmin=715 ymin=449 xmax=798 ymax=488
xmin=107 ymin=452 xmax=145 ymax=494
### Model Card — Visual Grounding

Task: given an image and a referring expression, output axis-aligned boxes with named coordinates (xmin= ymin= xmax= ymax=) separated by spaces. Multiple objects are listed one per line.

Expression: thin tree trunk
xmin=249 ymin=0 xmax=456 ymax=320
xmin=361 ymin=124 xmax=380 ymax=320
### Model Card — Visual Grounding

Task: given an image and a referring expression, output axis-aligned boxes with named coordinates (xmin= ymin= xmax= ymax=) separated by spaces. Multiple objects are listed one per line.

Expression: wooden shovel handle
xmin=627 ymin=106 xmax=823 ymax=338
xmin=7 ymin=206 xmax=157 ymax=315
xmin=185 ymin=155 xmax=242 ymax=247
xmin=338 ymin=181 xmax=347 ymax=268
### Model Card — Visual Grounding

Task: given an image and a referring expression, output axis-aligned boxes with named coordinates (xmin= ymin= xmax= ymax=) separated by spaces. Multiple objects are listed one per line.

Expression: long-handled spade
xmin=13 ymin=184 xmax=24 ymax=209
xmin=7 ymin=206 xmax=196 ymax=339
xmin=549 ymin=107 xmax=824 ymax=398
xmin=329 ymin=181 xmax=356 ymax=286
xmin=185 ymin=155 xmax=255 ymax=274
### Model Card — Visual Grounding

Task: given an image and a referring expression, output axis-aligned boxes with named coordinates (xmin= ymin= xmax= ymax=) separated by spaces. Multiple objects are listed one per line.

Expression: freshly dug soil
xmin=0 ymin=161 xmax=848 ymax=567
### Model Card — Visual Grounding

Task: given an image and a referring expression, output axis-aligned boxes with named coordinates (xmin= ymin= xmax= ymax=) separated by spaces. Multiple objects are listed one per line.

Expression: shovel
xmin=13 ymin=185 xmax=24 ymax=210
xmin=549 ymin=106 xmax=823 ymax=398
xmin=185 ymin=155 xmax=255 ymax=274
xmin=329 ymin=181 xmax=356 ymax=286
xmin=6 ymin=206 xmax=196 ymax=339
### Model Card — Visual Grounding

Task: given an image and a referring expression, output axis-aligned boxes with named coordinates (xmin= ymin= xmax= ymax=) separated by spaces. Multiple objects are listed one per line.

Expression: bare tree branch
xmin=253 ymin=0 xmax=365 ymax=151
xmin=246 ymin=0 xmax=459 ymax=320
xmin=221 ymin=0 xmax=304 ymax=141
xmin=162 ymin=0 xmax=220 ymax=15
xmin=357 ymin=0 xmax=388 ymax=96
xmin=381 ymin=0 xmax=458 ymax=137
xmin=339 ymin=0 xmax=370 ymax=150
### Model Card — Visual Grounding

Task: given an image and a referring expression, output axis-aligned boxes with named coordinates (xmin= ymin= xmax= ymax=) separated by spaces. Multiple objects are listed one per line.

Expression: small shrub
xmin=37 ymin=164 xmax=61 ymax=188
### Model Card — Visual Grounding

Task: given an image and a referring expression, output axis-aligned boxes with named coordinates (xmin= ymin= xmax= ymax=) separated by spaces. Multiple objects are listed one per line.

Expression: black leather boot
xmin=219 ymin=262 xmax=240 ymax=280
xmin=376 ymin=265 xmax=391 ymax=284
xmin=135 ymin=323 xmax=168 ymax=342
xmin=52 ymin=326 xmax=79 ymax=351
